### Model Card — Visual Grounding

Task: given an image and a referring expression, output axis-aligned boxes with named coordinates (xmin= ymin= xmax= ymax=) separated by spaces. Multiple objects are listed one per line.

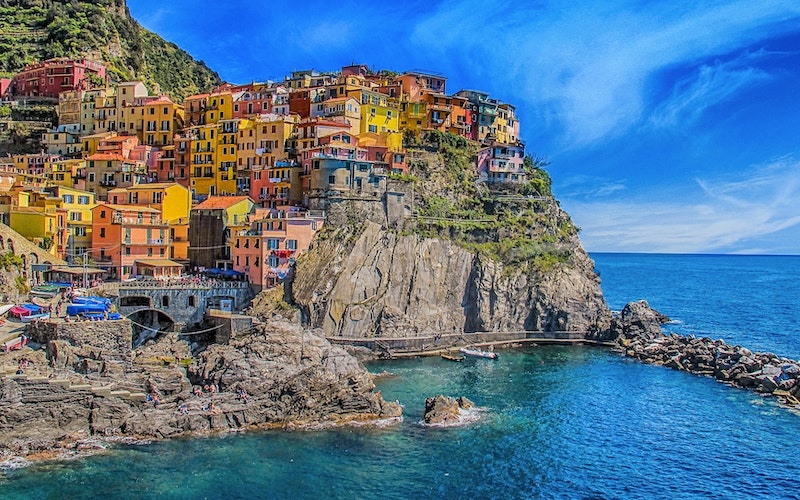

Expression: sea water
xmin=1 ymin=253 xmax=799 ymax=499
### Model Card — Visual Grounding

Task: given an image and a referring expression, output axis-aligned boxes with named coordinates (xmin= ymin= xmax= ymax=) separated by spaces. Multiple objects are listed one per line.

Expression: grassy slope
xmin=0 ymin=0 xmax=221 ymax=102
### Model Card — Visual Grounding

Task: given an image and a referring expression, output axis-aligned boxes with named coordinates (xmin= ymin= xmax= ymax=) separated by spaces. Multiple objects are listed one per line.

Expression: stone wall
xmin=27 ymin=319 xmax=133 ymax=362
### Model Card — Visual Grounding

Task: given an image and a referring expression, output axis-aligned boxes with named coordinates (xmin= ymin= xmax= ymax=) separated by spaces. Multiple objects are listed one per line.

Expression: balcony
xmin=428 ymin=103 xmax=452 ymax=112
xmin=99 ymin=179 xmax=117 ymax=187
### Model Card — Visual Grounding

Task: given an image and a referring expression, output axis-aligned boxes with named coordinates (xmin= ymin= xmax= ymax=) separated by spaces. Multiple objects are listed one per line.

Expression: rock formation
xmin=0 ymin=318 xmax=401 ymax=462
xmin=290 ymin=220 xmax=610 ymax=339
xmin=423 ymin=395 xmax=475 ymax=425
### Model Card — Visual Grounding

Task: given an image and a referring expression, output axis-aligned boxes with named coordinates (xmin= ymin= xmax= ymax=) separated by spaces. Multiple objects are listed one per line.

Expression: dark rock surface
xmin=0 ymin=318 xmax=401 ymax=462
xmin=423 ymin=395 xmax=475 ymax=425
xmin=614 ymin=302 xmax=800 ymax=406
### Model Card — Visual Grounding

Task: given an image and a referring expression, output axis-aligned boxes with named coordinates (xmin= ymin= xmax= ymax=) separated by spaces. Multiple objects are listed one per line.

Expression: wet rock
xmin=423 ymin=395 xmax=474 ymax=425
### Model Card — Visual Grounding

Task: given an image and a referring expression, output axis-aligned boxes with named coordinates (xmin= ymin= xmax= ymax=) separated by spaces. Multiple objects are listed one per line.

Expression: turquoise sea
xmin=2 ymin=253 xmax=799 ymax=499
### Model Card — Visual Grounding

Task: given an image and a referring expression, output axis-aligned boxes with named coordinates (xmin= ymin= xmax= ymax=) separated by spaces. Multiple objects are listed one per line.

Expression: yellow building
xmin=7 ymin=192 xmax=60 ymax=258
xmin=203 ymin=89 xmax=234 ymax=125
xmin=400 ymin=101 xmax=428 ymax=133
xmin=42 ymin=186 xmax=95 ymax=262
xmin=45 ymin=158 xmax=85 ymax=189
xmin=349 ymin=88 xmax=400 ymax=136
xmin=57 ymin=90 xmax=83 ymax=125
xmin=185 ymin=124 xmax=224 ymax=197
xmin=120 ymin=95 xmax=185 ymax=147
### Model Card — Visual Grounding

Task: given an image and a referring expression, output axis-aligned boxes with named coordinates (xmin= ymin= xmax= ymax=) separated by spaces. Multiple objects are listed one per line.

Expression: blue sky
xmin=128 ymin=0 xmax=800 ymax=254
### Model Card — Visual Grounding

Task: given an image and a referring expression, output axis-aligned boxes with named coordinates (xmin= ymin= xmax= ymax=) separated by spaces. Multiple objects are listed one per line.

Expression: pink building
xmin=230 ymin=206 xmax=324 ymax=289
xmin=477 ymin=142 xmax=527 ymax=184
xmin=396 ymin=72 xmax=447 ymax=102
xmin=9 ymin=58 xmax=107 ymax=99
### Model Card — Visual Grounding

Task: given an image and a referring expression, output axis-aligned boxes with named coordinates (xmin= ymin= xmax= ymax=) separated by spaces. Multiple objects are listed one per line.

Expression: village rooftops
xmin=193 ymin=196 xmax=253 ymax=210
xmin=86 ymin=153 xmax=127 ymax=161
xmin=96 ymin=203 xmax=160 ymax=213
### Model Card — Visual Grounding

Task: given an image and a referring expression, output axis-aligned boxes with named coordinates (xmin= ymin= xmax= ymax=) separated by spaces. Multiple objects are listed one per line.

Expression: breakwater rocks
xmin=613 ymin=301 xmax=800 ymax=406
xmin=0 ymin=318 xmax=401 ymax=463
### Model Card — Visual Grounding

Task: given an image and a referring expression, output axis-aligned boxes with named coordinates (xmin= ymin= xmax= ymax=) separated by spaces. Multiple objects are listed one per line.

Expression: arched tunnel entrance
xmin=127 ymin=308 xmax=176 ymax=349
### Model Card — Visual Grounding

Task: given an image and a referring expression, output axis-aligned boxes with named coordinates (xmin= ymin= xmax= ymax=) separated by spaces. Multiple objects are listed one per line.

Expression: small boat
xmin=459 ymin=347 xmax=498 ymax=360
xmin=441 ymin=352 xmax=465 ymax=362
xmin=21 ymin=312 xmax=50 ymax=323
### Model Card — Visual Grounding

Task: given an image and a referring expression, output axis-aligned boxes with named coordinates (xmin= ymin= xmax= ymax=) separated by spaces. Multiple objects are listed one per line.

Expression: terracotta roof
xmin=193 ymin=196 xmax=253 ymax=210
xmin=95 ymin=203 xmax=159 ymax=213
xmin=87 ymin=153 xmax=125 ymax=161
xmin=127 ymin=182 xmax=182 ymax=190
xmin=298 ymin=120 xmax=350 ymax=128
xmin=102 ymin=135 xmax=136 ymax=143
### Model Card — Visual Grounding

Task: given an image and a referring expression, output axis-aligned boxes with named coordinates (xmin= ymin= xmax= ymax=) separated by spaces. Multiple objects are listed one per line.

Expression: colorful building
xmin=8 ymin=58 xmax=107 ymax=99
xmin=188 ymin=196 xmax=255 ymax=270
xmin=106 ymin=182 xmax=191 ymax=264
xmin=90 ymin=203 xmax=170 ymax=280
xmin=231 ymin=205 xmax=324 ymax=288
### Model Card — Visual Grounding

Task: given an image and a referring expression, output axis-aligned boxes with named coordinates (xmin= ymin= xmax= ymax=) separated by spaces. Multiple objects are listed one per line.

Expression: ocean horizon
xmin=1 ymin=252 xmax=798 ymax=499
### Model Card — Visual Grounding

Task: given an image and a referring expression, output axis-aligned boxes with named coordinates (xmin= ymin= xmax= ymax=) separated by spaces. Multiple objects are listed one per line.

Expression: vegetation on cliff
xmin=402 ymin=130 xmax=578 ymax=273
xmin=0 ymin=0 xmax=221 ymax=101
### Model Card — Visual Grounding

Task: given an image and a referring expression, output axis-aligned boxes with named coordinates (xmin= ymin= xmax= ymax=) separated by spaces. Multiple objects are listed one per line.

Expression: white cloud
xmin=650 ymin=54 xmax=771 ymax=128
xmin=563 ymin=156 xmax=800 ymax=253
xmin=411 ymin=0 xmax=800 ymax=149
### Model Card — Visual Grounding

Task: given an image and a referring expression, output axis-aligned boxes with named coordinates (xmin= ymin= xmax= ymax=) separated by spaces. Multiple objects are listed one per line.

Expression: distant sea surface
xmin=2 ymin=253 xmax=799 ymax=499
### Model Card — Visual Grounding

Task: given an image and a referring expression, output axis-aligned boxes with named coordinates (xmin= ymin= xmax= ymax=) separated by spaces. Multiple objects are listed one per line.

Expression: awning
xmin=134 ymin=259 xmax=184 ymax=268
xmin=47 ymin=266 xmax=107 ymax=276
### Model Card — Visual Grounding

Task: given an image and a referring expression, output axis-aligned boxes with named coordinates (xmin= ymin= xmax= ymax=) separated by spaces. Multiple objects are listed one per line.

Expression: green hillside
xmin=0 ymin=0 xmax=221 ymax=102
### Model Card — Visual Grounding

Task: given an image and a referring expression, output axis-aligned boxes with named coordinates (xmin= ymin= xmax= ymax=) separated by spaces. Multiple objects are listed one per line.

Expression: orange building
xmin=91 ymin=203 xmax=170 ymax=280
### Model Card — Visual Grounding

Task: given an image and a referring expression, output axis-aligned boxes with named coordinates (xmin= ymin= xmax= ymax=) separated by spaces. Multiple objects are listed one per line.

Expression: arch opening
xmin=128 ymin=308 xmax=176 ymax=349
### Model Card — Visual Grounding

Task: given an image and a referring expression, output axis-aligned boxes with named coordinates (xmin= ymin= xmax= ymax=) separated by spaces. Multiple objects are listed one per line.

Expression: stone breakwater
xmin=613 ymin=301 xmax=800 ymax=406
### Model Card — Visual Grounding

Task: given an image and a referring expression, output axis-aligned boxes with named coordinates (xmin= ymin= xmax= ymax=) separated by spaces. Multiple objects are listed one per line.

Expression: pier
xmin=328 ymin=330 xmax=614 ymax=358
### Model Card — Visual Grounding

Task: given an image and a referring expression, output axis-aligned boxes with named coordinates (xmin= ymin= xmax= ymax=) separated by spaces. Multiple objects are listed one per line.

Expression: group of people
xmin=15 ymin=355 xmax=32 ymax=374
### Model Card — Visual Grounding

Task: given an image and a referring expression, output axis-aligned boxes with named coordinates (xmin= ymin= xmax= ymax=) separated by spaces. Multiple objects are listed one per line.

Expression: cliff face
xmin=290 ymin=203 xmax=610 ymax=339
xmin=284 ymin=135 xmax=611 ymax=340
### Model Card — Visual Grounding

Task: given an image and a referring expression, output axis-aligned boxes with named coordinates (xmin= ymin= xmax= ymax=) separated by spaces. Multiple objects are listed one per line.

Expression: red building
xmin=9 ymin=58 xmax=107 ymax=99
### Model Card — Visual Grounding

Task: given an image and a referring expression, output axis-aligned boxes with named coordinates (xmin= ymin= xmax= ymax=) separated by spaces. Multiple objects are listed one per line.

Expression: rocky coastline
xmin=611 ymin=301 xmax=800 ymax=407
xmin=0 ymin=316 xmax=402 ymax=465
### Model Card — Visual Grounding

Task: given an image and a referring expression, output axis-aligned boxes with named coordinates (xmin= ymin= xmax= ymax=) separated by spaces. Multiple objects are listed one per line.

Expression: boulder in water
xmin=423 ymin=395 xmax=475 ymax=425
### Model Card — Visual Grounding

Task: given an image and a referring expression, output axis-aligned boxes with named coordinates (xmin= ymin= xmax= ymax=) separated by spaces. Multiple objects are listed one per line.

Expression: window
xmin=63 ymin=194 xmax=74 ymax=203
xmin=75 ymin=226 xmax=86 ymax=236
xmin=267 ymin=238 xmax=280 ymax=249
xmin=368 ymin=125 xmax=377 ymax=133
xmin=99 ymin=228 xmax=106 ymax=238
xmin=78 ymin=196 xmax=89 ymax=204
xmin=188 ymin=295 xmax=196 ymax=307
xmin=162 ymin=296 xmax=170 ymax=307
xmin=286 ymin=239 xmax=298 ymax=250
xmin=268 ymin=255 xmax=279 ymax=267
xmin=328 ymin=175 xmax=336 ymax=184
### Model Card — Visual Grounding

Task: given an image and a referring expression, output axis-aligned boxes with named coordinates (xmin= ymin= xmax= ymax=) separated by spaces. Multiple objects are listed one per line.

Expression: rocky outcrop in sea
xmin=423 ymin=395 xmax=477 ymax=426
